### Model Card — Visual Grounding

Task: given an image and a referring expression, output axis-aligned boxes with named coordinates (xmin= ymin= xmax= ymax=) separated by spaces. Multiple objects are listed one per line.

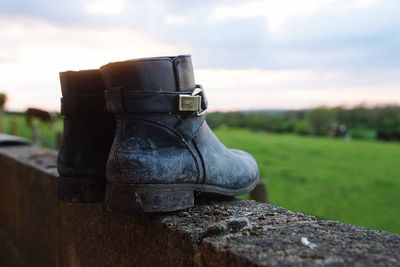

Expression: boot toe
xmin=226 ymin=149 xmax=259 ymax=191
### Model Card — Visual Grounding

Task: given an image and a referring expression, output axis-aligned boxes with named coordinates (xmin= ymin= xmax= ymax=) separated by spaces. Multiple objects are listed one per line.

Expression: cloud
xmin=1 ymin=0 xmax=399 ymax=69
xmin=196 ymin=68 xmax=400 ymax=110
xmin=84 ymin=0 xmax=126 ymax=16
xmin=0 ymin=0 xmax=399 ymax=110
xmin=0 ymin=15 xmax=189 ymax=110
xmin=209 ymin=0 xmax=324 ymax=30
xmin=208 ymin=0 xmax=383 ymax=30
xmin=163 ymin=15 xmax=188 ymax=26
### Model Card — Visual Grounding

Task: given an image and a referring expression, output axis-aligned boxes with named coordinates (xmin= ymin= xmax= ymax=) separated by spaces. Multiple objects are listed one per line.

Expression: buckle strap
xmin=61 ymin=94 xmax=107 ymax=115
xmin=179 ymin=85 xmax=208 ymax=116
xmin=105 ymin=85 xmax=208 ymax=115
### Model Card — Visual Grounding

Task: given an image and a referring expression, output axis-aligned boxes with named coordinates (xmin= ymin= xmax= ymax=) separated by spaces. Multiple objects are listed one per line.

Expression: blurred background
xmin=0 ymin=0 xmax=399 ymax=233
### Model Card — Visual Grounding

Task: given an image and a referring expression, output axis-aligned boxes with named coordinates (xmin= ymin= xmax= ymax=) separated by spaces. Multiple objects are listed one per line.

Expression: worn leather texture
xmin=107 ymin=117 xmax=199 ymax=184
xmin=193 ymin=122 xmax=258 ymax=189
xmin=57 ymin=70 xmax=115 ymax=177
xmin=100 ymin=55 xmax=259 ymax=190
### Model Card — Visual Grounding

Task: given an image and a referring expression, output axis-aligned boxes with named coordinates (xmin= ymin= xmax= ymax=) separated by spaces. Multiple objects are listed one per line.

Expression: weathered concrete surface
xmin=0 ymin=145 xmax=58 ymax=267
xmin=194 ymin=202 xmax=400 ymax=266
xmin=0 ymin=145 xmax=399 ymax=267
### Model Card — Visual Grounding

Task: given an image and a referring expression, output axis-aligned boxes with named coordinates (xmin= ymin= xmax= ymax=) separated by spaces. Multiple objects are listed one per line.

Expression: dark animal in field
xmin=25 ymin=108 xmax=54 ymax=127
xmin=329 ymin=123 xmax=348 ymax=138
xmin=377 ymin=130 xmax=400 ymax=141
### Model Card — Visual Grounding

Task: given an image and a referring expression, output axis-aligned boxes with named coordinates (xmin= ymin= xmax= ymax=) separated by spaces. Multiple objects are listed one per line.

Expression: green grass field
xmin=1 ymin=114 xmax=63 ymax=149
xmin=1 ymin=114 xmax=399 ymax=234
xmin=214 ymin=127 xmax=400 ymax=234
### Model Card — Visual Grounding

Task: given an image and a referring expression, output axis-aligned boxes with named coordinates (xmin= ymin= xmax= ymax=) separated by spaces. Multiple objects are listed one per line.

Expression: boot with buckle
xmin=100 ymin=55 xmax=259 ymax=212
xmin=57 ymin=69 xmax=115 ymax=202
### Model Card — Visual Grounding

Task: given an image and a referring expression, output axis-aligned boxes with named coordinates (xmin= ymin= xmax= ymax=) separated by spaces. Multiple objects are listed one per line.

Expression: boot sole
xmin=105 ymin=175 xmax=259 ymax=213
xmin=57 ymin=176 xmax=106 ymax=203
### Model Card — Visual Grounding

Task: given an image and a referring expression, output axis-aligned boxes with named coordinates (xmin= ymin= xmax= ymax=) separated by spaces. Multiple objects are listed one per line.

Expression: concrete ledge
xmin=0 ymin=145 xmax=399 ymax=267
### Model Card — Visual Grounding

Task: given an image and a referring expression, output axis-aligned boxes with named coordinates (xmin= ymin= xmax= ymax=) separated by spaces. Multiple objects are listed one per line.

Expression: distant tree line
xmin=207 ymin=105 xmax=400 ymax=141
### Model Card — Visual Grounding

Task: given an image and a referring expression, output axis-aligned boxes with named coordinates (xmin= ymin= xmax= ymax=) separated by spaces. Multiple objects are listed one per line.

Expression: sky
xmin=0 ymin=0 xmax=399 ymax=111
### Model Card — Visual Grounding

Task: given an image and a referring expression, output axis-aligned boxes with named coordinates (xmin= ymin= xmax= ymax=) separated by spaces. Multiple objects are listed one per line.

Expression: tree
xmin=307 ymin=107 xmax=337 ymax=136
xmin=0 ymin=93 xmax=7 ymax=109
xmin=0 ymin=93 xmax=7 ymax=133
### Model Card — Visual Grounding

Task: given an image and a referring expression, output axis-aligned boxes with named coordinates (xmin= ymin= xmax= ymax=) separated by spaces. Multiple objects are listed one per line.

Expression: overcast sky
xmin=0 ymin=0 xmax=399 ymax=111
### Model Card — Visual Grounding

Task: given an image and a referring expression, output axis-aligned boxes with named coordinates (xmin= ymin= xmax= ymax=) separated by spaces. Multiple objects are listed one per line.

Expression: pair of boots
xmin=57 ymin=55 xmax=259 ymax=213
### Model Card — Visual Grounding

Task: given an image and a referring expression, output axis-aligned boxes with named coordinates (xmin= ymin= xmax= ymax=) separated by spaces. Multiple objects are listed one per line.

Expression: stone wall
xmin=0 ymin=144 xmax=399 ymax=267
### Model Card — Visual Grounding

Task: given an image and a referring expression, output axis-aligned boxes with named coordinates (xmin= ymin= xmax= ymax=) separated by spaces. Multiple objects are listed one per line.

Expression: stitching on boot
xmin=192 ymin=139 xmax=206 ymax=184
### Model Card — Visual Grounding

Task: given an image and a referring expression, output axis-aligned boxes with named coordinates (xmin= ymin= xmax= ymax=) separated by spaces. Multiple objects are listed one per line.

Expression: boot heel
xmin=106 ymin=183 xmax=194 ymax=213
xmin=57 ymin=176 xmax=106 ymax=203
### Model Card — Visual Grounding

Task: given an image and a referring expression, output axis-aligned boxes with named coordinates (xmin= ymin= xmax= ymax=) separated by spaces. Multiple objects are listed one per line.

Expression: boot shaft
xmin=100 ymin=55 xmax=207 ymax=184
xmin=100 ymin=55 xmax=195 ymax=93
xmin=100 ymin=55 xmax=209 ymax=115
xmin=60 ymin=69 xmax=108 ymax=115
xmin=60 ymin=69 xmax=104 ymax=94
xmin=57 ymin=69 xmax=115 ymax=177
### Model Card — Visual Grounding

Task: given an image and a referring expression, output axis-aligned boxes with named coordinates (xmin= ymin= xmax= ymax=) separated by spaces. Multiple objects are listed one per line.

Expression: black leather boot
xmin=57 ymin=70 xmax=115 ymax=203
xmin=100 ymin=55 xmax=259 ymax=213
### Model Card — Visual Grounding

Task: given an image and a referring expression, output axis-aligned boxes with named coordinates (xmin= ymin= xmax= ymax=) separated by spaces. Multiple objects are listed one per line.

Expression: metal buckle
xmin=178 ymin=85 xmax=207 ymax=116
xmin=178 ymin=95 xmax=201 ymax=112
